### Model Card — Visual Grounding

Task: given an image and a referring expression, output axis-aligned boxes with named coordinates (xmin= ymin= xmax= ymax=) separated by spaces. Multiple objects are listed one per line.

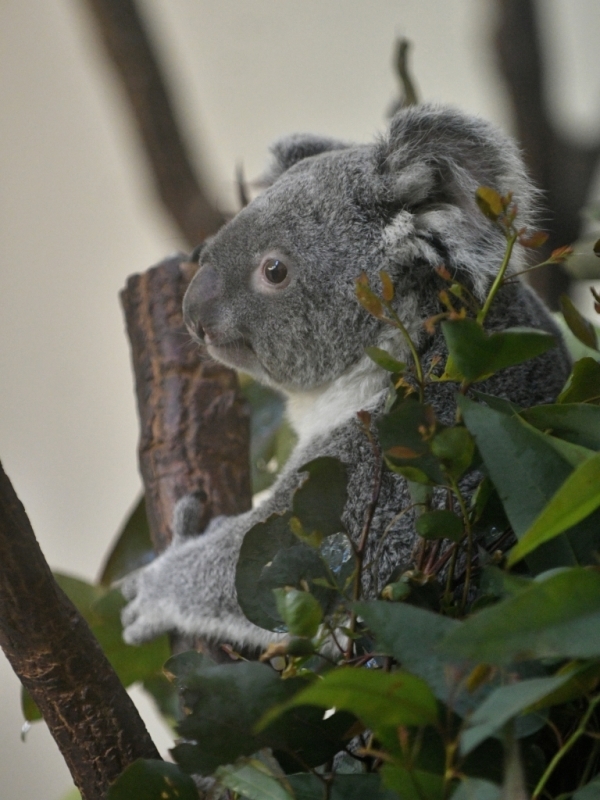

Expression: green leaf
xmin=416 ymin=510 xmax=464 ymax=542
xmin=274 ymin=588 xmax=322 ymax=638
xmin=382 ymin=764 xmax=444 ymax=799
xmin=573 ymin=775 xmax=600 ymax=799
xmin=458 ymin=396 xmax=600 ymax=571
xmin=356 ymin=601 xmax=478 ymax=714
xmin=106 ymin=759 xmax=198 ymax=800
xmin=365 ymin=346 xmax=406 ymax=373
xmin=520 ymin=403 xmax=600 ymax=450
xmin=476 ymin=186 xmax=503 ymax=220
xmin=441 ymin=320 xmax=555 ymax=382
xmin=460 ymin=674 xmax=570 ymax=754
xmin=236 ymin=512 xmax=296 ymax=630
xmin=440 ymin=568 xmax=600 ymax=665
xmin=168 ymin=658 xmax=355 ymax=775
xmin=293 ymin=457 xmax=347 ymax=538
xmin=278 ymin=667 xmax=438 ymax=732
xmin=355 ymin=277 xmax=385 ymax=318
xmin=242 ymin=379 xmax=290 ymax=494
xmin=508 ymin=452 xmax=600 ymax=565
xmin=560 ymin=294 xmax=598 ymax=350
xmin=21 ymin=687 xmax=42 ymax=723
xmin=451 ymin=778 xmax=500 ymax=800
xmin=377 ymin=399 xmax=444 ymax=485
xmin=99 ymin=496 xmax=154 ymax=586
xmin=288 ymin=773 xmax=398 ymax=800
xmin=215 ymin=760 xmax=294 ymax=800
xmin=559 ymin=357 xmax=600 ymax=404
xmin=430 ymin=426 xmax=475 ymax=479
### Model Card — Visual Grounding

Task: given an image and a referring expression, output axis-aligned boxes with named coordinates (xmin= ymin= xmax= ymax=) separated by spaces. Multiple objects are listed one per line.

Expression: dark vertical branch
xmin=121 ymin=254 xmax=252 ymax=662
xmin=121 ymin=255 xmax=252 ymax=553
xmin=495 ymin=0 xmax=600 ymax=308
xmin=0 ymin=461 xmax=160 ymax=800
xmin=81 ymin=0 xmax=226 ymax=245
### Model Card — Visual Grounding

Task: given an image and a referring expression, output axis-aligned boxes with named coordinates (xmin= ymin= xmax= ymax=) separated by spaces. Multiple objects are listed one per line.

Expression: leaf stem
xmin=383 ymin=302 xmax=425 ymax=401
xmin=477 ymin=232 xmax=518 ymax=326
xmin=532 ymin=693 xmax=600 ymax=799
xmin=449 ymin=478 xmax=473 ymax=613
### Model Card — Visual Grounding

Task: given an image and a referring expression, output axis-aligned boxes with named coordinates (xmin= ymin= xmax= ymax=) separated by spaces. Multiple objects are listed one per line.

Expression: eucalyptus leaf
xmin=520 ymin=403 xmax=600 ymax=450
xmin=274 ymin=588 xmax=322 ymax=638
xmin=169 ymin=658 xmax=355 ymax=775
xmin=106 ymin=759 xmax=198 ymax=800
xmin=416 ymin=510 xmax=464 ymax=542
xmin=458 ymin=396 xmax=600 ymax=571
xmin=377 ymin=399 xmax=444 ymax=485
xmin=215 ymin=760 xmax=294 ymax=800
xmin=293 ymin=457 xmax=347 ymax=538
xmin=365 ymin=346 xmax=407 ymax=373
xmin=573 ymin=775 xmax=600 ymax=799
xmin=560 ymin=294 xmax=598 ymax=350
xmin=274 ymin=666 xmax=438 ymax=733
xmin=288 ymin=773 xmax=398 ymax=800
xmin=559 ymin=357 xmax=600 ymax=405
xmin=441 ymin=320 xmax=555 ymax=382
xmin=440 ymin=568 xmax=600 ymax=665
xmin=508 ymin=452 xmax=600 ymax=565
xmin=236 ymin=512 xmax=296 ymax=630
xmin=357 ymin=601 xmax=478 ymax=714
xmin=451 ymin=778 xmax=500 ymax=800
xmin=382 ymin=764 xmax=444 ymax=800
xmin=460 ymin=674 xmax=570 ymax=754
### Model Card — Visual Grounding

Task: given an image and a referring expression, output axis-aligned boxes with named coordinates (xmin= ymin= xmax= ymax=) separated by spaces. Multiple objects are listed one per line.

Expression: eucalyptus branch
xmin=383 ymin=301 xmax=425 ymax=400
xmin=477 ymin=232 xmax=518 ymax=325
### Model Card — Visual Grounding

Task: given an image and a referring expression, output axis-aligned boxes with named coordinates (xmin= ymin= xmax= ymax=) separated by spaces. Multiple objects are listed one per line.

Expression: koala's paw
xmin=120 ymin=561 xmax=180 ymax=645
xmin=172 ymin=491 xmax=210 ymax=544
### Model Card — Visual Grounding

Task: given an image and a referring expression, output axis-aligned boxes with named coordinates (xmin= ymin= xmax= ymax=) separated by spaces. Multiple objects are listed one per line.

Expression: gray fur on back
xmin=121 ymin=105 xmax=571 ymax=650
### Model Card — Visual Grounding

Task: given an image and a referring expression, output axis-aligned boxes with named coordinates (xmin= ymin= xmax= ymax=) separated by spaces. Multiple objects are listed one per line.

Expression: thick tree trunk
xmin=0 ymin=461 xmax=160 ymax=800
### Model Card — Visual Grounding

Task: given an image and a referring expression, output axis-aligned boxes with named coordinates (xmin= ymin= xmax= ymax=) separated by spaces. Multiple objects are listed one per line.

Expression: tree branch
xmin=495 ymin=0 xmax=600 ymax=308
xmin=0 ymin=460 xmax=160 ymax=800
xmin=81 ymin=0 xmax=226 ymax=245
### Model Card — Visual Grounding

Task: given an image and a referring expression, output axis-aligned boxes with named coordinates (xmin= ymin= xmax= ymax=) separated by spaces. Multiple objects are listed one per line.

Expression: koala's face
xmin=183 ymin=106 xmax=536 ymax=392
xmin=183 ymin=150 xmax=383 ymax=391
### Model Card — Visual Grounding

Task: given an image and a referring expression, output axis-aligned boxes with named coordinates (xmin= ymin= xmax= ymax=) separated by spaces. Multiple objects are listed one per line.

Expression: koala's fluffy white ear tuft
xmin=264 ymin=134 xmax=350 ymax=183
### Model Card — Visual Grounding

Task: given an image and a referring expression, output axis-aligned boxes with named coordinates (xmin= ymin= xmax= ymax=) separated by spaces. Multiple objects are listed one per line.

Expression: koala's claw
xmin=172 ymin=493 xmax=208 ymax=544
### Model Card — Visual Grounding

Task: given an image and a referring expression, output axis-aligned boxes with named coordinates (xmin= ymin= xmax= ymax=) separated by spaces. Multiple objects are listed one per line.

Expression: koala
xmin=121 ymin=104 xmax=571 ymax=650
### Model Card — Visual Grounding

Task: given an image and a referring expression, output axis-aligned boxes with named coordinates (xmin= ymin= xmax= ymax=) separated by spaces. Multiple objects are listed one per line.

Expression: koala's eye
xmin=263 ymin=258 xmax=288 ymax=285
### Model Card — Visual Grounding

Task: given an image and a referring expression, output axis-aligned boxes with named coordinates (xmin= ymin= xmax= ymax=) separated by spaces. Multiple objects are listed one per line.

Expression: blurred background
xmin=1 ymin=1 xmax=599 ymax=797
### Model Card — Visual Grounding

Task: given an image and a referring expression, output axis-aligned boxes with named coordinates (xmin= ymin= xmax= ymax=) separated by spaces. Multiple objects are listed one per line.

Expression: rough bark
xmin=495 ymin=0 xmax=600 ymax=309
xmin=81 ymin=0 xmax=226 ymax=245
xmin=0 ymin=460 xmax=160 ymax=800
xmin=121 ymin=255 xmax=252 ymax=556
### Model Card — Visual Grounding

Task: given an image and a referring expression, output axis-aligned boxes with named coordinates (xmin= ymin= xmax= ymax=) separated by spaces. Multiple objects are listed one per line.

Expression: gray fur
xmin=121 ymin=105 xmax=571 ymax=650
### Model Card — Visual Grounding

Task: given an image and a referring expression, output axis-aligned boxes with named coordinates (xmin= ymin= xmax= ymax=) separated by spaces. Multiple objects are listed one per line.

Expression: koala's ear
xmin=265 ymin=133 xmax=350 ymax=183
xmin=376 ymin=104 xmax=535 ymax=218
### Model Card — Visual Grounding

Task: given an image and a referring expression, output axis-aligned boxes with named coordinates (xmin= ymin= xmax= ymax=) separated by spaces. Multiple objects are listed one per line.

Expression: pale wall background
xmin=0 ymin=1 xmax=599 ymax=797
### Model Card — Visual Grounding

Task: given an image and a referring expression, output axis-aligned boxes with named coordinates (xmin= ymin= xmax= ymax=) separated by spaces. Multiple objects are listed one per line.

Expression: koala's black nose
xmin=183 ymin=263 xmax=223 ymax=341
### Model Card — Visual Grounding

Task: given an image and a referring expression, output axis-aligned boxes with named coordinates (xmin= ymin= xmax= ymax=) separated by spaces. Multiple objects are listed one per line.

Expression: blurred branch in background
xmin=81 ymin=0 xmax=226 ymax=246
xmin=496 ymin=0 xmax=600 ymax=309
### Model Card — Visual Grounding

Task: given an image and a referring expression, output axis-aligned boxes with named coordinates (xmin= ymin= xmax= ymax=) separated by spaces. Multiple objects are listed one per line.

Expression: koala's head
xmin=183 ymin=105 xmax=536 ymax=392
